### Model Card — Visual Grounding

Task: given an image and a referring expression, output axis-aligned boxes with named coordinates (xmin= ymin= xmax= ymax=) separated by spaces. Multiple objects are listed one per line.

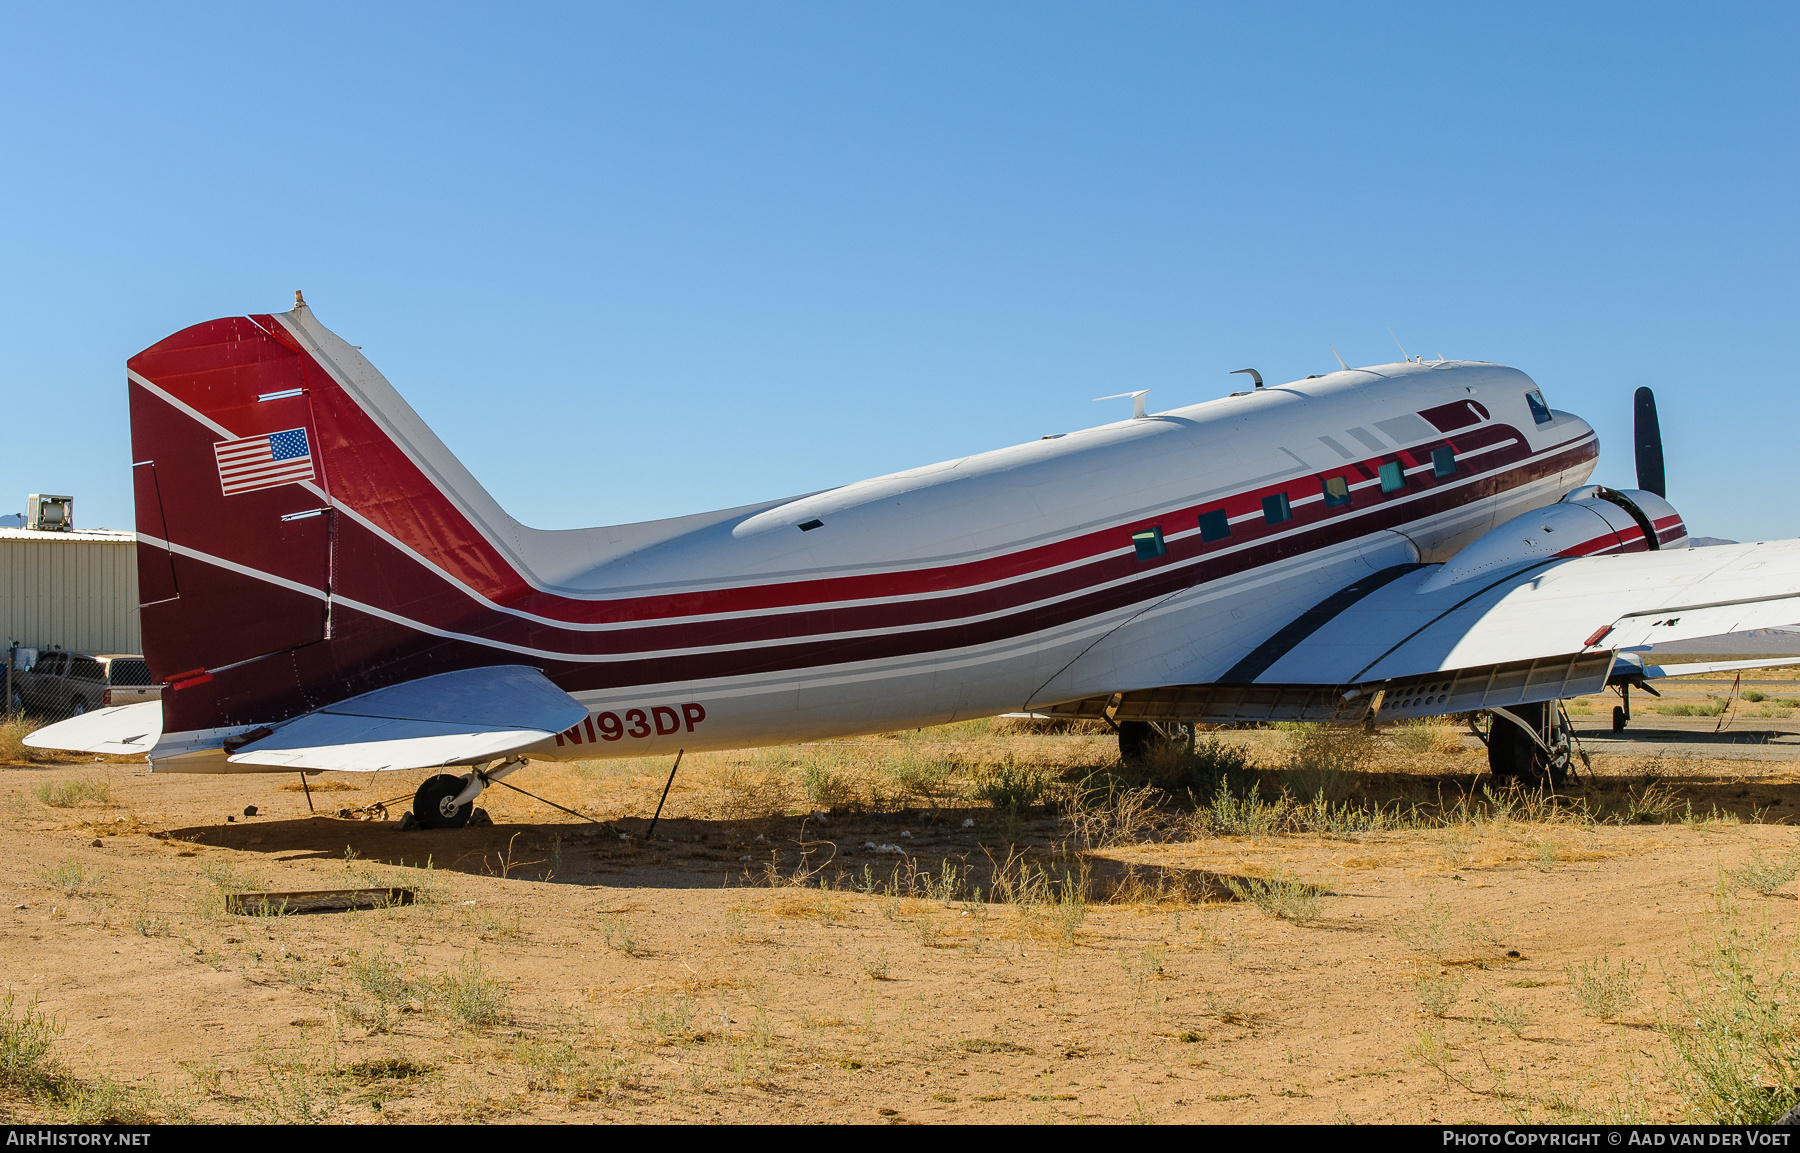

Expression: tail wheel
xmin=412 ymin=774 xmax=473 ymax=829
xmin=1118 ymin=719 xmax=1195 ymax=763
xmin=1487 ymin=702 xmax=1571 ymax=788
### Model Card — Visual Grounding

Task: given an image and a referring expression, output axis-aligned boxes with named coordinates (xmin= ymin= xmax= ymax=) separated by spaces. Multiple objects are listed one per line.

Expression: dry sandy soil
xmin=5 ymin=669 xmax=1800 ymax=1125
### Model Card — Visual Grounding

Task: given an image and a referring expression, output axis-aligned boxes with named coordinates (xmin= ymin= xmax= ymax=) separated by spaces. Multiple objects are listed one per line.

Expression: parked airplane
xmin=30 ymin=297 xmax=1800 ymax=827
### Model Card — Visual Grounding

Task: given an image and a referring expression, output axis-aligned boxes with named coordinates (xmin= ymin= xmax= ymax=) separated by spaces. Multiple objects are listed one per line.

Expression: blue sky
xmin=2 ymin=3 xmax=1793 ymax=541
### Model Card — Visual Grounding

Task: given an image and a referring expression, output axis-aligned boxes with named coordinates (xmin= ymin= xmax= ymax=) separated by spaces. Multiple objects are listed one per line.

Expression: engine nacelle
xmin=1419 ymin=486 xmax=1687 ymax=592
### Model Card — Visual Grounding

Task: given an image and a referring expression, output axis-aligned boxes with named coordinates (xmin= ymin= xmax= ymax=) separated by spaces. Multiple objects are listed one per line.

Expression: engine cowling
xmin=1418 ymin=486 xmax=1686 ymax=592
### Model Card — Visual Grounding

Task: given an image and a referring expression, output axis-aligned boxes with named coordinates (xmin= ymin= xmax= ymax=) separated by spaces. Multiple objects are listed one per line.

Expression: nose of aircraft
xmin=1548 ymin=408 xmax=1594 ymax=445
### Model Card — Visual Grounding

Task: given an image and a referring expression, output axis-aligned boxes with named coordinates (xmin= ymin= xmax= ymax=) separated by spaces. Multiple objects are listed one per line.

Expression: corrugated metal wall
xmin=0 ymin=536 xmax=140 ymax=654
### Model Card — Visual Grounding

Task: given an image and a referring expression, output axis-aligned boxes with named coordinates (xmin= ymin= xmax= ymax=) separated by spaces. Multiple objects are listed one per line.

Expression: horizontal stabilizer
xmin=24 ymin=702 xmax=164 ymax=757
xmin=222 ymin=665 xmax=587 ymax=773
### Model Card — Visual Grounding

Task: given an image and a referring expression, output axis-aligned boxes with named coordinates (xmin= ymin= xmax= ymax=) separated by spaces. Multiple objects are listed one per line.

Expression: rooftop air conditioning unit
xmin=26 ymin=494 xmax=73 ymax=532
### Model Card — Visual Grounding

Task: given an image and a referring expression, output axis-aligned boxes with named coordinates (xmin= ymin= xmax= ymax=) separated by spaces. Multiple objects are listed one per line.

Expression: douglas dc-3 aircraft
xmin=30 ymin=297 xmax=1800 ymax=827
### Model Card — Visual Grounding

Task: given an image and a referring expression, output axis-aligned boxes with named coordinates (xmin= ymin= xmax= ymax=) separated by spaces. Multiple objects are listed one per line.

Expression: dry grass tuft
xmin=33 ymin=778 xmax=112 ymax=807
xmin=0 ymin=715 xmax=49 ymax=765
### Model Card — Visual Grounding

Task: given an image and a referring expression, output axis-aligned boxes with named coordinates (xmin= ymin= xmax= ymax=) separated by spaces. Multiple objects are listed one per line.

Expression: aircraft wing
xmin=1040 ymin=539 xmax=1800 ymax=725
xmin=26 ymin=665 xmax=586 ymax=774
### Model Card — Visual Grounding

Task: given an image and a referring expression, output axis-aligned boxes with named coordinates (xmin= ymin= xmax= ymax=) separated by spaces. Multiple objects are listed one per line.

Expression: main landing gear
xmin=1486 ymin=701 xmax=1573 ymax=789
xmin=401 ymin=758 xmax=524 ymax=830
xmin=1118 ymin=719 xmax=1196 ymax=763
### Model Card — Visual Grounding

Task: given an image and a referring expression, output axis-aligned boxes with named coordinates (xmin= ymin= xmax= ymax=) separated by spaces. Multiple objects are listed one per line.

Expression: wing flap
xmin=1612 ymin=654 xmax=1800 ymax=682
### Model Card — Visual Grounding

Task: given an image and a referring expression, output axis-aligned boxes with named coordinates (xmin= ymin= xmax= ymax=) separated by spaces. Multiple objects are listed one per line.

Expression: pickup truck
xmin=9 ymin=653 xmax=161 ymax=718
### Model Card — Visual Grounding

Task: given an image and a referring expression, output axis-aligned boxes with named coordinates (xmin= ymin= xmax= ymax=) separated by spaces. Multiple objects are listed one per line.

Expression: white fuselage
xmin=524 ymin=360 xmax=1597 ymax=759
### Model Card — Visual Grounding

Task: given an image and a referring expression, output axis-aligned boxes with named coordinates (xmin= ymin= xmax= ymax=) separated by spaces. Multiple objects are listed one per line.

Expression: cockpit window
xmin=1525 ymin=390 xmax=1553 ymax=425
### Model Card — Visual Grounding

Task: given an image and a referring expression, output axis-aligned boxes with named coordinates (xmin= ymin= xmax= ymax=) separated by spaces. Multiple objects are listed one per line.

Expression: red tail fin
xmin=129 ymin=303 xmax=525 ymax=738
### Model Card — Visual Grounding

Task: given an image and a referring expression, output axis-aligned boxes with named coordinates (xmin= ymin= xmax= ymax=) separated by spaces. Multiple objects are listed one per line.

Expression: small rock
xmin=243 ymin=805 xmax=258 ymax=817
xmin=1506 ymin=950 xmax=1521 ymax=959
xmin=226 ymin=815 xmax=235 ymax=823
xmin=397 ymin=812 xmax=419 ymax=831
xmin=900 ymin=830 xmax=912 ymax=838
xmin=90 ymin=839 xmax=103 ymax=848
xmin=13 ymin=903 xmax=25 ymax=910
xmin=962 ymin=818 xmax=975 ymax=828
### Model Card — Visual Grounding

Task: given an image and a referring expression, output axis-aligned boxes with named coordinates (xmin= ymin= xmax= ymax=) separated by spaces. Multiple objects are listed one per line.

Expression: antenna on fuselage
xmin=1329 ymin=345 xmax=1349 ymax=371
xmin=1230 ymin=368 xmax=1263 ymax=390
xmin=1387 ymin=327 xmax=1413 ymax=363
xmin=1094 ymin=390 xmax=1152 ymax=419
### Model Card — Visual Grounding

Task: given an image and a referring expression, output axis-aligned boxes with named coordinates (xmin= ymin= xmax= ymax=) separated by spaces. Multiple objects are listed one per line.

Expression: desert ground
xmin=5 ymin=664 xmax=1800 ymax=1125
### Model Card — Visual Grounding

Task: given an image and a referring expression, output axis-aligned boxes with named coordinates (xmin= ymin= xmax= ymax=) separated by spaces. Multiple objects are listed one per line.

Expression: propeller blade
xmin=1633 ymin=386 xmax=1666 ymax=498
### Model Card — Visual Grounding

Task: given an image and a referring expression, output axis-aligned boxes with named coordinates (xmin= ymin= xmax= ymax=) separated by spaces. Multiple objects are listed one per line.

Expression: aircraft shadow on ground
xmin=159 ymin=811 xmax=1258 ymax=899
xmin=157 ymin=753 xmax=1800 ymax=898
xmin=1573 ymin=725 xmax=1800 ymax=747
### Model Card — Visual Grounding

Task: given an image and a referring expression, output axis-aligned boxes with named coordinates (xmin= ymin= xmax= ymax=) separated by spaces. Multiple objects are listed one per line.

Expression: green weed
xmin=1566 ymin=956 xmax=1644 ymax=1020
xmin=1224 ymin=871 xmax=1323 ymax=925
xmin=32 ymin=779 xmax=110 ymax=807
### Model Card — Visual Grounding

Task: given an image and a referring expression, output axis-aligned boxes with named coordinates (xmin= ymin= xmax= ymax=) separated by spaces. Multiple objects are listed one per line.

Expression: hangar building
xmin=0 ymin=526 xmax=141 ymax=655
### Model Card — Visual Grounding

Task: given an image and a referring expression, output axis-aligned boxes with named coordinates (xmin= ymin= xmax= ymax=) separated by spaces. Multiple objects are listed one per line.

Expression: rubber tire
xmin=1487 ymin=702 xmax=1569 ymax=789
xmin=1612 ymin=705 xmax=1627 ymax=733
xmin=1118 ymin=720 xmax=1196 ymax=763
xmin=413 ymin=774 xmax=474 ymax=830
xmin=68 ymin=697 xmax=87 ymax=718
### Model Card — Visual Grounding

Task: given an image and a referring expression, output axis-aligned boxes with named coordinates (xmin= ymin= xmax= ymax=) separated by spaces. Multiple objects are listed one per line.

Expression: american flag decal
xmin=213 ymin=428 xmax=316 ymax=496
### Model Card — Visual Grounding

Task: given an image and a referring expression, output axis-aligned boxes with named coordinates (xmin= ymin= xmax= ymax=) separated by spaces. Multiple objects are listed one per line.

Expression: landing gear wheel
xmin=1612 ymin=705 xmax=1628 ymax=733
xmin=1487 ymin=702 xmax=1571 ymax=789
xmin=412 ymin=774 xmax=473 ymax=829
xmin=1118 ymin=720 xmax=1196 ymax=763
